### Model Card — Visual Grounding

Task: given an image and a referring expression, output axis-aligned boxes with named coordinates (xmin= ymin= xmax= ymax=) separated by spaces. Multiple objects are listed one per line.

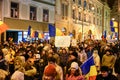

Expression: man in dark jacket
xmin=96 ymin=66 xmax=118 ymax=80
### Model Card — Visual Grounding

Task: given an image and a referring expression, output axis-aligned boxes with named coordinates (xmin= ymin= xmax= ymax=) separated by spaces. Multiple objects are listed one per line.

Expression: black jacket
xmin=96 ymin=74 xmax=118 ymax=80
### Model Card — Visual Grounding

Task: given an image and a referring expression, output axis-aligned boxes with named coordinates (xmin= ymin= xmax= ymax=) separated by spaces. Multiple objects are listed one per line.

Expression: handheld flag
xmin=80 ymin=56 xmax=94 ymax=75
xmin=80 ymin=56 xmax=97 ymax=80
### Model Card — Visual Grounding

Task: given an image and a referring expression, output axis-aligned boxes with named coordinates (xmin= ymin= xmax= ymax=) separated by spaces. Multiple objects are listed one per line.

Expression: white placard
xmin=55 ymin=36 xmax=71 ymax=47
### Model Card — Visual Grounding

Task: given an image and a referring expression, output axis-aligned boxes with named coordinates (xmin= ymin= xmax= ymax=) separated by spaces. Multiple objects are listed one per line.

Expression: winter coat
xmin=96 ymin=74 xmax=118 ymax=80
xmin=102 ymin=54 xmax=116 ymax=69
xmin=11 ymin=71 xmax=24 ymax=80
xmin=66 ymin=75 xmax=84 ymax=80
xmin=0 ymin=69 xmax=8 ymax=80
xmin=25 ymin=66 xmax=37 ymax=76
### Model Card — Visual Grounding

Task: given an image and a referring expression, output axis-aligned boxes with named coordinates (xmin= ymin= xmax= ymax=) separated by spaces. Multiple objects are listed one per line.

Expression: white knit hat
xmin=70 ymin=62 xmax=79 ymax=70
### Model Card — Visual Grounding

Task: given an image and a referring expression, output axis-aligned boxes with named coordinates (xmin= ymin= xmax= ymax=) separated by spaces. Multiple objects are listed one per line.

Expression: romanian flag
xmin=48 ymin=24 xmax=63 ymax=37
xmin=115 ymin=28 xmax=118 ymax=32
xmin=0 ymin=21 xmax=9 ymax=34
xmin=56 ymin=28 xmax=63 ymax=36
xmin=113 ymin=21 xmax=118 ymax=28
xmin=31 ymin=28 xmax=35 ymax=38
xmin=38 ymin=33 xmax=44 ymax=39
xmin=80 ymin=56 xmax=97 ymax=80
xmin=27 ymin=26 xmax=34 ymax=38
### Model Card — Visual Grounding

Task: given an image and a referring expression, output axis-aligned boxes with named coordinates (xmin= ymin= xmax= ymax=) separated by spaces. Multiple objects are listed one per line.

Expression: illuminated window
xmin=78 ymin=0 xmax=81 ymax=5
xmin=72 ymin=9 xmax=75 ymax=19
xmin=11 ymin=2 xmax=19 ymax=18
xmin=43 ymin=9 xmax=49 ymax=22
xmin=30 ymin=6 xmax=37 ymax=20
xmin=61 ymin=3 xmax=68 ymax=19
xmin=78 ymin=12 xmax=81 ymax=20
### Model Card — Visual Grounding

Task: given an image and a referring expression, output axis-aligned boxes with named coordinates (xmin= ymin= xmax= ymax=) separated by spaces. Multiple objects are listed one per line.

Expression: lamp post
xmin=82 ymin=9 xmax=84 ymax=40
xmin=118 ymin=15 xmax=120 ymax=41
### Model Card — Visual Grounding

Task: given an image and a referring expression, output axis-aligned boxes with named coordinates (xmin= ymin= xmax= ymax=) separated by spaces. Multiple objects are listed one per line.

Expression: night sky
xmin=101 ymin=0 xmax=115 ymax=9
xmin=107 ymin=0 xmax=115 ymax=9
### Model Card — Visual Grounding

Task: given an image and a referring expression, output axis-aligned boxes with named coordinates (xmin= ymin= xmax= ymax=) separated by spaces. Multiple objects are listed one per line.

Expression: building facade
xmin=55 ymin=0 xmax=111 ymax=41
xmin=102 ymin=2 xmax=111 ymax=40
xmin=0 ymin=0 xmax=55 ymax=42
xmin=111 ymin=0 xmax=120 ymax=40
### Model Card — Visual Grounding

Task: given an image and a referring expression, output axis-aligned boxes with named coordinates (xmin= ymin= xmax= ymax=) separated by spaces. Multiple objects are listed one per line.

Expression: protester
xmin=43 ymin=64 xmax=57 ymax=80
xmin=93 ymin=50 xmax=100 ymax=73
xmin=102 ymin=50 xmax=116 ymax=73
xmin=44 ymin=57 xmax=63 ymax=80
xmin=65 ymin=62 xmax=84 ymax=80
xmin=96 ymin=66 xmax=118 ymax=80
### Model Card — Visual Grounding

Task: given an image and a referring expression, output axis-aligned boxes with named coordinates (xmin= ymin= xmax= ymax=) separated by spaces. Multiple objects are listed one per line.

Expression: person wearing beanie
xmin=43 ymin=57 xmax=63 ymax=80
xmin=66 ymin=62 xmax=84 ymax=80
xmin=66 ymin=51 xmax=82 ymax=75
xmin=96 ymin=66 xmax=118 ymax=80
xmin=43 ymin=64 xmax=57 ymax=80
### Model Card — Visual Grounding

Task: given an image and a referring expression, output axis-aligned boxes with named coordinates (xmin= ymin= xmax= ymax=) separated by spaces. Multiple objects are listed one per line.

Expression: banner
xmin=55 ymin=36 xmax=70 ymax=47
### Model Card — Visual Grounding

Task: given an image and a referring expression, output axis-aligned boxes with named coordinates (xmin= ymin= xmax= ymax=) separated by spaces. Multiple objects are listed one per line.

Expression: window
xmin=97 ymin=8 xmax=99 ymax=13
xmin=72 ymin=9 xmax=75 ymax=19
xmin=93 ymin=17 xmax=95 ymax=24
xmin=11 ymin=2 xmax=19 ymax=18
xmin=100 ymin=19 xmax=102 ymax=26
xmin=30 ymin=6 xmax=37 ymax=20
xmin=89 ymin=16 xmax=91 ymax=23
xmin=106 ymin=11 xmax=107 ymax=17
xmin=73 ymin=0 xmax=75 ymax=3
xmin=78 ymin=0 xmax=81 ymax=5
xmin=100 ymin=9 xmax=102 ymax=15
xmin=83 ymin=14 xmax=86 ymax=22
xmin=43 ymin=9 xmax=49 ymax=22
xmin=78 ymin=12 xmax=81 ymax=20
xmin=97 ymin=18 xmax=99 ymax=25
xmin=0 ymin=0 xmax=2 ymax=20
xmin=61 ymin=3 xmax=68 ymax=19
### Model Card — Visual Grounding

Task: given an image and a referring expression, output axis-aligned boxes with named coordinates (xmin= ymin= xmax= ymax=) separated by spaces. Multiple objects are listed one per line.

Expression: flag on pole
xmin=38 ymin=33 xmax=44 ymax=39
xmin=0 ymin=21 xmax=9 ymax=34
xmin=34 ymin=31 xmax=38 ymax=38
xmin=28 ymin=26 xmax=31 ymax=36
xmin=110 ymin=20 xmax=113 ymax=27
xmin=56 ymin=28 xmax=63 ymax=36
xmin=48 ymin=24 xmax=55 ymax=37
xmin=104 ymin=30 xmax=106 ymax=38
xmin=31 ymin=28 xmax=35 ymax=38
xmin=111 ymin=27 xmax=115 ymax=32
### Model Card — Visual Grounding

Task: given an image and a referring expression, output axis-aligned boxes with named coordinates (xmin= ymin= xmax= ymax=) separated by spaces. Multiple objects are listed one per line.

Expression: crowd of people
xmin=0 ymin=39 xmax=120 ymax=80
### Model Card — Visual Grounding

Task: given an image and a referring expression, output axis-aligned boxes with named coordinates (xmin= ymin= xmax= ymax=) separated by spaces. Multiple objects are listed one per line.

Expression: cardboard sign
xmin=55 ymin=36 xmax=70 ymax=47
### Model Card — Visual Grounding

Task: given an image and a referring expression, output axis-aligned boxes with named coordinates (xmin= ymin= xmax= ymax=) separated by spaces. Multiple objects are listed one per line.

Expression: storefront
xmin=3 ymin=17 xmax=49 ymax=42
